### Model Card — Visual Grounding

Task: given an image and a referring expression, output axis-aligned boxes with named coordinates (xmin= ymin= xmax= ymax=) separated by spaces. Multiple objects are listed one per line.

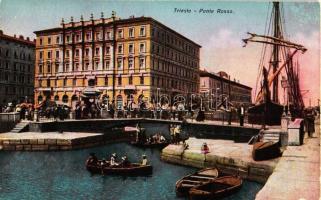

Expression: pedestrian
xmin=304 ymin=107 xmax=315 ymax=137
xmin=237 ymin=104 xmax=245 ymax=126
xmin=201 ymin=142 xmax=210 ymax=162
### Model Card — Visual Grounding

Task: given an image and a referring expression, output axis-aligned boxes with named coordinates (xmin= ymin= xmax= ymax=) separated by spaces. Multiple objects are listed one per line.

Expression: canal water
xmin=0 ymin=143 xmax=262 ymax=200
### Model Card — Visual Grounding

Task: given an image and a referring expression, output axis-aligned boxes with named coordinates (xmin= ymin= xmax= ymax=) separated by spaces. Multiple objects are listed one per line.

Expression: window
xmin=95 ymin=62 xmax=99 ymax=70
xmin=55 ymin=64 xmax=59 ymax=73
xmin=75 ymin=63 xmax=79 ymax=71
xmin=39 ymin=51 xmax=43 ymax=59
xmin=105 ymin=60 xmax=110 ymax=69
xmin=129 ymin=27 xmax=134 ymax=38
xmin=47 ymin=79 xmax=50 ymax=87
xmin=129 ymin=43 xmax=134 ymax=54
xmin=56 ymin=51 xmax=59 ymax=58
xmin=39 ymin=80 xmax=42 ymax=87
xmin=140 ymin=26 xmax=146 ymax=36
xmin=56 ymin=36 xmax=60 ymax=44
xmin=139 ymin=57 xmax=145 ymax=69
xmin=139 ymin=43 xmax=145 ymax=53
xmin=39 ymin=38 xmax=43 ymax=45
xmin=106 ymin=31 xmax=112 ymax=39
xmin=95 ymin=32 xmax=100 ymax=40
xmin=95 ymin=47 xmax=99 ymax=56
xmin=128 ymin=58 xmax=134 ymax=69
xmin=66 ymin=50 xmax=70 ymax=58
xmin=39 ymin=64 xmax=43 ymax=73
xmin=47 ymin=51 xmax=51 ymax=59
xmin=117 ymin=44 xmax=123 ymax=54
xmin=66 ymin=35 xmax=70 ymax=43
xmin=63 ymin=79 xmax=67 ymax=86
xmin=48 ymin=37 xmax=51 ymax=45
xmin=117 ymin=58 xmax=123 ymax=69
xmin=140 ymin=76 xmax=144 ymax=84
xmin=47 ymin=64 xmax=51 ymax=73
xmin=73 ymin=78 xmax=76 ymax=86
xmin=85 ymin=48 xmax=89 ymax=56
xmin=86 ymin=33 xmax=91 ymax=41
xmin=129 ymin=76 xmax=133 ymax=85
xmin=104 ymin=77 xmax=108 ymax=85
xmin=75 ymin=49 xmax=79 ymax=57
xmin=117 ymin=29 xmax=123 ymax=38
xmin=65 ymin=64 xmax=69 ymax=72
xmin=106 ymin=46 xmax=110 ymax=55
xmin=85 ymin=63 xmax=89 ymax=70
xmin=118 ymin=76 xmax=122 ymax=85
xmin=76 ymin=34 xmax=80 ymax=42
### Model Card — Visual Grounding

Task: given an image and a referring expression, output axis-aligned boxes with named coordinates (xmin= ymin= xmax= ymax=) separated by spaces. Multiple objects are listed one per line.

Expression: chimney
xmin=0 ymin=30 xmax=3 ymax=35
xmin=27 ymin=37 xmax=30 ymax=41
xmin=19 ymin=35 xmax=24 ymax=39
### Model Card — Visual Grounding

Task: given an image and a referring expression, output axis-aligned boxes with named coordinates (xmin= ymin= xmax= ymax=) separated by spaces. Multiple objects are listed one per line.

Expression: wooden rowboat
xmin=188 ymin=176 xmax=243 ymax=200
xmin=86 ymin=159 xmax=153 ymax=176
xmin=252 ymin=141 xmax=281 ymax=161
xmin=175 ymin=168 xmax=219 ymax=197
xmin=130 ymin=141 xmax=169 ymax=149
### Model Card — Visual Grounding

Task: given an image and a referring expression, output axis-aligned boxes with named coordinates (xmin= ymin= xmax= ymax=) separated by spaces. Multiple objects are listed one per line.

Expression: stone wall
xmin=0 ymin=132 xmax=130 ymax=151
xmin=28 ymin=119 xmax=260 ymax=142
xmin=161 ymin=145 xmax=276 ymax=183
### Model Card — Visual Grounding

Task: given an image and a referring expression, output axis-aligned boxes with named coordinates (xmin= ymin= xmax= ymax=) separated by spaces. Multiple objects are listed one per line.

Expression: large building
xmin=199 ymin=70 xmax=252 ymax=107
xmin=34 ymin=13 xmax=200 ymax=109
xmin=0 ymin=30 xmax=35 ymax=106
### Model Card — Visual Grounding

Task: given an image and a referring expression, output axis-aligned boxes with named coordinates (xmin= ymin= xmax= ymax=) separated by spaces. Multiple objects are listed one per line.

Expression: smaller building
xmin=199 ymin=70 xmax=252 ymax=107
xmin=0 ymin=30 xmax=35 ymax=107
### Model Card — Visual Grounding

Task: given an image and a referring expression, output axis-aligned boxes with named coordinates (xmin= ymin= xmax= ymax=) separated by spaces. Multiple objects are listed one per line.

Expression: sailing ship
xmin=243 ymin=2 xmax=307 ymax=125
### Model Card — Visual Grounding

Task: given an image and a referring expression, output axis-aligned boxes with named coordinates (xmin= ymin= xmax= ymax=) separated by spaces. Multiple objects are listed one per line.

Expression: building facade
xmin=199 ymin=70 xmax=252 ymax=107
xmin=34 ymin=13 xmax=200 ymax=109
xmin=0 ymin=30 xmax=35 ymax=107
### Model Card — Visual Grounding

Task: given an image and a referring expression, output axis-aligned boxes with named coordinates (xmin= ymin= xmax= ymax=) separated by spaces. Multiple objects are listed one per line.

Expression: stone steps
xmin=10 ymin=122 xmax=29 ymax=133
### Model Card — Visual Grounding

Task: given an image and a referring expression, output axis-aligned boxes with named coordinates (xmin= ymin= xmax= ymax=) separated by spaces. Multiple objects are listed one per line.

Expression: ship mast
xmin=271 ymin=2 xmax=280 ymax=103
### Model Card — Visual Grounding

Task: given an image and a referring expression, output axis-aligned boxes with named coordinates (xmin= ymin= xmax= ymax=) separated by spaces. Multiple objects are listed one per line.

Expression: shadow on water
xmin=0 ymin=142 xmax=263 ymax=200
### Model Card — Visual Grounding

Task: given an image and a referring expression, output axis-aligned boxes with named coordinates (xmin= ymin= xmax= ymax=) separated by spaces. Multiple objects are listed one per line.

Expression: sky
xmin=0 ymin=0 xmax=319 ymax=106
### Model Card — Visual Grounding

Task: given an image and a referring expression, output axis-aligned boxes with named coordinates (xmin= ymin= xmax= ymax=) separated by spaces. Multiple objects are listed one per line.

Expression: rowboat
xmin=130 ymin=141 xmax=169 ymax=149
xmin=252 ymin=141 xmax=281 ymax=161
xmin=85 ymin=159 xmax=153 ymax=176
xmin=175 ymin=168 xmax=219 ymax=197
xmin=188 ymin=176 xmax=243 ymax=200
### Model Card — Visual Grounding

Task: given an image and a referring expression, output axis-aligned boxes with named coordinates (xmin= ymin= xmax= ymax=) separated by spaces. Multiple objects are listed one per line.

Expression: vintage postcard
xmin=0 ymin=0 xmax=319 ymax=199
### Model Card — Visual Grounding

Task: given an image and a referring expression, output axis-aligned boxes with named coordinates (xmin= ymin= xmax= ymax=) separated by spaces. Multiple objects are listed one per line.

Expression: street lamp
xmin=216 ymin=88 xmax=220 ymax=111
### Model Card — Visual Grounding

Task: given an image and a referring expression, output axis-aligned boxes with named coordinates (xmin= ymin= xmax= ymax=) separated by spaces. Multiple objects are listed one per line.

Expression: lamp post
xmin=281 ymin=76 xmax=289 ymax=116
xmin=215 ymin=88 xmax=220 ymax=111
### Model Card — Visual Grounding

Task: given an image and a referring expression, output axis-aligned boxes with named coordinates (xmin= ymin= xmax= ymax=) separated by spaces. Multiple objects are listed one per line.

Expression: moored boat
xmin=188 ymin=176 xmax=243 ymax=200
xmin=252 ymin=141 xmax=281 ymax=161
xmin=85 ymin=158 xmax=153 ymax=176
xmin=175 ymin=168 xmax=219 ymax=197
xmin=130 ymin=141 xmax=169 ymax=149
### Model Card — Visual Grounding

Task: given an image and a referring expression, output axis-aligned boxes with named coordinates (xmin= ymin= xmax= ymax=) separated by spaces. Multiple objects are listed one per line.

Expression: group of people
xmin=88 ymin=153 xmax=148 ymax=167
xmin=170 ymin=124 xmax=182 ymax=144
xmin=146 ymin=133 xmax=166 ymax=144
xmin=108 ymin=153 xmax=148 ymax=167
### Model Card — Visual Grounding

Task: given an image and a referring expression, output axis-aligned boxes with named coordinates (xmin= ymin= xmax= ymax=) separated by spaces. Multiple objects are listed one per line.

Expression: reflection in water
xmin=0 ymin=143 xmax=262 ymax=200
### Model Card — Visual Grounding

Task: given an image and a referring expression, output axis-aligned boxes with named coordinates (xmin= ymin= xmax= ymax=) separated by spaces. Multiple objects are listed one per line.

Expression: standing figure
xmin=201 ymin=142 xmax=210 ymax=161
xmin=304 ymin=107 xmax=315 ymax=137
xmin=237 ymin=104 xmax=245 ymax=126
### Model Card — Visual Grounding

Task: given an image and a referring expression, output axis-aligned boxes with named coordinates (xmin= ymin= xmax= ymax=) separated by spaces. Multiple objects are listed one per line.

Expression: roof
xmin=0 ymin=30 xmax=35 ymax=46
xmin=33 ymin=16 xmax=201 ymax=47
xmin=200 ymin=70 xmax=252 ymax=90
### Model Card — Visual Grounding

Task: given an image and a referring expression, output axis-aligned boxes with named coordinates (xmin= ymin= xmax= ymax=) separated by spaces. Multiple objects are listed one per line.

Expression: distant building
xmin=199 ymin=70 xmax=252 ymax=107
xmin=0 ymin=30 xmax=35 ymax=106
xmin=33 ymin=13 xmax=200 ymax=109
